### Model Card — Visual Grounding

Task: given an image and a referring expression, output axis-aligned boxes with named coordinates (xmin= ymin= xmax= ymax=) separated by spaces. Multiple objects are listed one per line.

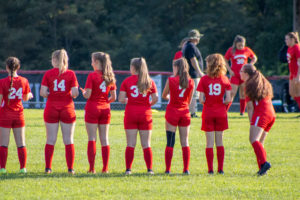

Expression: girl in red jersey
xmin=285 ymin=32 xmax=300 ymax=110
xmin=118 ymin=57 xmax=158 ymax=175
xmin=40 ymin=49 xmax=79 ymax=174
xmin=224 ymin=35 xmax=257 ymax=115
xmin=240 ymin=64 xmax=275 ymax=176
xmin=0 ymin=57 xmax=33 ymax=174
xmin=162 ymin=58 xmax=194 ymax=174
xmin=197 ymin=54 xmax=231 ymax=174
xmin=81 ymin=52 xmax=116 ymax=174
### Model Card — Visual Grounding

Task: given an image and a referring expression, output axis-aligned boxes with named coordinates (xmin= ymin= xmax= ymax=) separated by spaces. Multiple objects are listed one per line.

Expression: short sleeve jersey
xmin=167 ymin=76 xmax=194 ymax=110
xmin=224 ymin=47 xmax=256 ymax=73
xmin=85 ymin=71 xmax=116 ymax=108
xmin=0 ymin=76 xmax=30 ymax=112
xmin=120 ymin=75 xmax=157 ymax=109
xmin=197 ymin=75 xmax=231 ymax=116
xmin=41 ymin=68 xmax=78 ymax=106
xmin=245 ymin=96 xmax=275 ymax=117
xmin=173 ymin=51 xmax=183 ymax=61
xmin=287 ymin=44 xmax=300 ymax=78
xmin=182 ymin=41 xmax=204 ymax=78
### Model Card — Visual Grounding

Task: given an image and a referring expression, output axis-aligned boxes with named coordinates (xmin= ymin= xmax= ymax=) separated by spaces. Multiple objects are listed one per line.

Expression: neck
xmin=8 ymin=71 xmax=17 ymax=77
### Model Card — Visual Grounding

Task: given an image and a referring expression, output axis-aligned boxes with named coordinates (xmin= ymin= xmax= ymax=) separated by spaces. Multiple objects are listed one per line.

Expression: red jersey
xmin=173 ymin=51 xmax=182 ymax=60
xmin=197 ymin=75 xmax=231 ymax=116
xmin=287 ymin=44 xmax=300 ymax=79
xmin=167 ymin=76 xmax=194 ymax=110
xmin=120 ymin=75 xmax=157 ymax=113
xmin=41 ymin=68 xmax=78 ymax=107
xmin=84 ymin=71 xmax=116 ymax=109
xmin=246 ymin=96 xmax=275 ymax=117
xmin=224 ymin=47 xmax=256 ymax=73
xmin=0 ymin=76 xmax=30 ymax=115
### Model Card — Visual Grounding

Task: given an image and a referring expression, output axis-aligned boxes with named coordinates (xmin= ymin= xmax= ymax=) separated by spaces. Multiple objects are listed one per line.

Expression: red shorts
xmin=44 ymin=104 xmax=76 ymax=123
xmin=251 ymin=113 xmax=275 ymax=132
xmin=201 ymin=115 xmax=228 ymax=132
xmin=124 ymin=110 xmax=152 ymax=130
xmin=230 ymin=74 xmax=244 ymax=85
xmin=85 ymin=107 xmax=111 ymax=124
xmin=0 ymin=111 xmax=25 ymax=128
xmin=165 ymin=106 xmax=190 ymax=127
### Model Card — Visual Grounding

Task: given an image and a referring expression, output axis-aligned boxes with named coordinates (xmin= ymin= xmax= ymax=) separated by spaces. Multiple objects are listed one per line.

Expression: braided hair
xmin=6 ymin=57 xmax=20 ymax=104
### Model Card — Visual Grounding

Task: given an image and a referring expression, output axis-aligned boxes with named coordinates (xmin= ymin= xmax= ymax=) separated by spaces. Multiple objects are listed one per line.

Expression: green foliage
xmin=0 ymin=0 xmax=293 ymax=74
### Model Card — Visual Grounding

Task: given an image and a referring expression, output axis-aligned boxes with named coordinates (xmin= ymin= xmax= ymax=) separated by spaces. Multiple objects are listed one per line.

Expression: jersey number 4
xmin=208 ymin=83 xmax=221 ymax=95
xmin=9 ymin=88 xmax=23 ymax=99
xmin=99 ymin=81 xmax=106 ymax=92
xmin=53 ymin=79 xmax=66 ymax=91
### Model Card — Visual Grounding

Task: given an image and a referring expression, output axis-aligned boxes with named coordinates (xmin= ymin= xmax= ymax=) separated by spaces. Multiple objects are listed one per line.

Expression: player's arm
xmin=224 ymin=90 xmax=231 ymax=105
xmin=162 ymin=79 xmax=170 ymax=101
xmin=296 ymin=58 xmax=300 ymax=82
xmin=0 ymin=94 xmax=3 ymax=103
xmin=23 ymin=92 xmax=33 ymax=101
xmin=246 ymin=101 xmax=254 ymax=122
xmin=190 ymin=57 xmax=205 ymax=77
xmin=249 ymin=55 xmax=257 ymax=65
xmin=199 ymin=92 xmax=205 ymax=104
xmin=225 ymin=59 xmax=234 ymax=76
xmin=108 ymin=90 xmax=117 ymax=103
xmin=118 ymin=91 xmax=127 ymax=104
xmin=80 ymin=88 xmax=92 ymax=99
xmin=71 ymin=87 xmax=79 ymax=99
xmin=150 ymin=93 xmax=158 ymax=106
xmin=40 ymin=85 xmax=49 ymax=98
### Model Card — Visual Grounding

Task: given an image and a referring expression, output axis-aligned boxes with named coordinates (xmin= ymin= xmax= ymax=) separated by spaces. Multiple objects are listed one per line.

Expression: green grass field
xmin=0 ymin=109 xmax=299 ymax=200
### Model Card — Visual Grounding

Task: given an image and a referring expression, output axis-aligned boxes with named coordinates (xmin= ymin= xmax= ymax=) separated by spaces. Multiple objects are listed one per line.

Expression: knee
xmin=166 ymin=131 xmax=176 ymax=147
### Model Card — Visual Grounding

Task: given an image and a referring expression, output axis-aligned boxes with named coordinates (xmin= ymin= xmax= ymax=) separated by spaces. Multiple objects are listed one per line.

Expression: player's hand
xmin=28 ymin=92 xmax=34 ymax=100
xmin=295 ymin=76 xmax=300 ymax=83
xmin=229 ymin=70 xmax=235 ymax=77
xmin=80 ymin=87 xmax=86 ymax=94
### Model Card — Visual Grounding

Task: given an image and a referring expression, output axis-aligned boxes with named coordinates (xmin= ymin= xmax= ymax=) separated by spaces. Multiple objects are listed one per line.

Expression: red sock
xmin=252 ymin=141 xmax=267 ymax=168
xmin=165 ymin=146 xmax=173 ymax=172
xmin=182 ymin=146 xmax=190 ymax=172
xmin=216 ymin=146 xmax=224 ymax=172
xmin=65 ymin=144 xmax=75 ymax=170
xmin=17 ymin=146 xmax=27 ymax=169
xmin=205 ymin=148 xmax=214 ymax=172
xmin=125 ymin=146 xmax=135 ymax=170
xmin=294 ymin=96 xmax=300 ymax=110
xmin=143 ymin=147 xmax=153 ymax=170
xmin=226 ymin=102 xmax=232 ymax=111
xmin=240 ymin=99 xmax=246 ymax=114
xmin=0 ymin=146 xmax=8 ymax=169
xmin=102 ymin=145 xmax=110 ymax=172
xmin=87 ymin=141 xmax=96 ymax=171
xmin=45 ymin=144 xmax=54 ymax=169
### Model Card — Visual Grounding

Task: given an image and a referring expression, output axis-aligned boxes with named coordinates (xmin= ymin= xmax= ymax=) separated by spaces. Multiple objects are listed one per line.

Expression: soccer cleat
xmin=258 ymin=162 xmax=271 ymax=176
xmin=102 ymin=170 xmax=109 ymax=174
xmin=0 ymin=168 xmax=7 ymax=174
xmin=45 ymin=168 xmax=52 ymax=174
xmin=191 ymin=113 xmax=199 ymax=118
xmin=208 ymin=170 xmax=214 ymax=175
xmin=183 ymin=170 xmax=190 ymax=175
xmin=165 ymin=171 xmax=170 ymax=174
xmin=125 ymin=169 xmax=132 ymax=175
xmin=240 ymin=113 xmax=244 ymax=116
xmin=88 ymin=169 xmax=96 ymax=174
xmin=19 ymin=168 xmax=27 ymax=174
xmin=147 ymin=169 xmax=154 ymax=175
xmin=68 ymin=169 xmax=75 ymax=175
xmin=218 ymin=170 xmax=224 ymax=175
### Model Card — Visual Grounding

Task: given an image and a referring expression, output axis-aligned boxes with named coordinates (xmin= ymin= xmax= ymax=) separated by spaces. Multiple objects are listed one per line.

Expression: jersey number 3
xmin=208 ymin=83 xmax=221 ymax=95
xmin=130 ymin=86 xmax=146 ymax=98
xmin=53 ymin=79 xmax=66 ymax=91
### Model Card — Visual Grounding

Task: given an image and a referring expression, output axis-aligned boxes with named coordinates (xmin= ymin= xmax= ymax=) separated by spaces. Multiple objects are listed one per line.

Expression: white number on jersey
xmin=8 ymin=88 xmax=23 ymax=99
xmin=53 ymin=79 xmax=66 ymax=91
xmin=99 ymin=81 xmax=106 ymax=92
xmin=179 ymin=86 xmax=186 ymax=97
xmin=130 ymin=85 xmax=146 ymax=98
xmin=208 ymin=83 xmax=221 ymax=95
xmin=236 ymin=58 xmax=245 ymax=64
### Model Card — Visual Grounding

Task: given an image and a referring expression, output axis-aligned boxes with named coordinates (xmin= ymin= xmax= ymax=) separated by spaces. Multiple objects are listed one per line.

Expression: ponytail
xmin=131 ymin=57 xmax=152 ymax=94
xmin=173 ymin=58 xmax=190 ymax=88
xmin=92 ymin=52 xmax=116 ymax=86
xmin=52 ymin=49 xmax=68 ymax=75
xmin=5 ymin=57 xmax=20 ymax=105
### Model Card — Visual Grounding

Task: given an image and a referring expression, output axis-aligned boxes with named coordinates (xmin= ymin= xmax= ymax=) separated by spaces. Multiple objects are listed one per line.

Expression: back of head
xmin=232 ymin=35 xmax=246 ymax=53
xmin=131 ymin=57 xmax=151 ymax=94
xmin=92 ymin=52 xmax=116 ymax=86
xmin=286 ymin=32 xmax=299 ymax=44
xmin=173 ymin=58 xmax=190 ymax=88
xmin=52 ymin=49 xmax=68 ymax=74
xmin=6 ymin=56 xmax=20 ymax=104
xmin=205 ymin=53 xmax=227 ymax=78
xmin=243 ymin=64 xmax=273 ymax=101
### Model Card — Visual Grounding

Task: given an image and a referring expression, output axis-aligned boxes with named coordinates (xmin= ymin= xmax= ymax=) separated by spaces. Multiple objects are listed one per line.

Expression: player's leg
xmin=239 ymin=83 xmax=246 ymax=115
xmin=205 ymin=131 xmax=215 ymax=174
xmin=190 ymin=78 xmax=200 ymax=117
xmin=45 ymin=122 xmax=59 ymax=173
xmin=165 ymin=121 xmax=176 ymax=173
xmin=125 ymin=129 xmax=138 ymax=174
xmin=0 ymin=127 xmax=10 ymax=172
xmin=292 ymin=79 xmax=300 ymax=109
xmin=179 ymin=125 xmax=190 ymax=174
xmin=85 ymin=122 xmax=97 ymax=173
xmin=12 ymin=127 xmax=27 ymax=172
xmin=227 ymin=83 xmax=238 ymax=111
xmin=99 ymin=124 xmax=110 ymax=173
xmin=215 ymin=131 xmax=224 ymax=174
xmin=140 ymin=130 xmax=153 ymax=174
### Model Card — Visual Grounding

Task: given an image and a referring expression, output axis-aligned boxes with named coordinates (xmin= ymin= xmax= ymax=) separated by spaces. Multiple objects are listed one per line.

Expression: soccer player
xmin=162 ymin=58 xmax=194 ymax=174
xmin=224 ymin=35 xmax=257 ymax=115
xmin=40 ymin=49 xmax=79 ymax=174
xmin=118 ymin=57 xmax=158 ymax=175
xmin=197 ymin=54 xmax=231 ymax=174
xmin=173 ymin=38 xmax=188 ymax=61
xmin=81 ymin=52 xmax=116 ymax=174
xmin=240 ymin=64 xmax=275 ymax=176
xmin=285 ymin=32 xmax=300 ymax=110
xmin=0 ymin=57 xmax=33 ymax=174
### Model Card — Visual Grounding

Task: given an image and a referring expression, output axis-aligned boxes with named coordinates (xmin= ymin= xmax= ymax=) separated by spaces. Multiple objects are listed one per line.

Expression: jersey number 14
xmin=53 ymin=79 xmax=66 ymax=92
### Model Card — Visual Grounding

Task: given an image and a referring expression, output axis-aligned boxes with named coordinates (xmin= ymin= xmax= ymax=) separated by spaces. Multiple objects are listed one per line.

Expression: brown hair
xmin=92 ymin=52 xmax=116 ymax=86
xmin=286 ymin=32 xmax=299 ymax=44
xmin=205 ymin=54 xmax=227 ymax=78
xmin=6 ymin=57 xmax=20 ymax=104
xmin=52 ymin=49 xmax=68 ymax=75
xmin=232 ymin=35 xmax=246 ymax=54
xmin=243 ymin=64 xmax=273 ymax=101
xmin=131 ymin=57 xmax=152 ymax=94
xmin=173 ymin=58 xmax=190 ymax=88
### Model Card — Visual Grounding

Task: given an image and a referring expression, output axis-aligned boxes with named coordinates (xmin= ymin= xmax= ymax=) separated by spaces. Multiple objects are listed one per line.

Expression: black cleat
xmin=183 ymin=170 xmax=190 ymax=175
xmin=191 ymin=113 xmax=199 ymax=118
xmin=147 ymin=169 xmax=154 ymax=175
xmin=45 ymin=168 xmax=52 ymax=174
xmin=165 ymin=171 xmax=170 ymax=174
xmin=218 ymin=170 xmax=224 ymax=175
xmin=68 ymin=169 xmax=75 ymax=175
xmin=125 ymin=169 xmax=132 ymax=175
xmin=208 ymin=170 xmax=214 ymax=175
xmin=258 ymin=162 xmax=271 ymax=176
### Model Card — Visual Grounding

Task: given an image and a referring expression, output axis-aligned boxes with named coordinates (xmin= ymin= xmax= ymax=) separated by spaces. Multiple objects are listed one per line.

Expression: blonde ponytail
xmin=173 ymin=58 xmax=190 ymax=88
xmin=92 ymin=52 xmax=116 ymax=86
xmin=52 ymin=49 xmax=68 ymax=74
